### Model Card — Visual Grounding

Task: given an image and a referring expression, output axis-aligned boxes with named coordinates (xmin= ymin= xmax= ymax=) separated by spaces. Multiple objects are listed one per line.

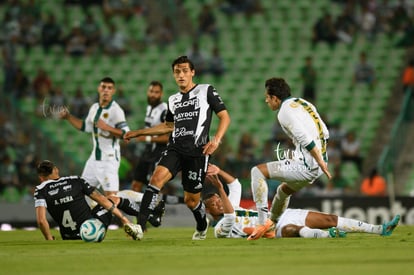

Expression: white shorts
xmin=275 ymin=209 xmax=309 ymax=238
xmin=266 ymin=160 xmax=323 ymax=191
xmin=82 ymin=158 xmax=120 ymax=192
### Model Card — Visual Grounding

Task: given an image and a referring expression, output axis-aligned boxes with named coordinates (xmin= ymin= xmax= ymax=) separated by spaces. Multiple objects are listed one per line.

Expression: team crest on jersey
xmin=63 ymin=185 xmax=72 ymax=192
xmin=290 ymin=102 xmax=299 ymax=108
xmin=103 ymin=113 xmax=109 ymax=119
xmin=48 ymin=189 xmax=59 ymax=196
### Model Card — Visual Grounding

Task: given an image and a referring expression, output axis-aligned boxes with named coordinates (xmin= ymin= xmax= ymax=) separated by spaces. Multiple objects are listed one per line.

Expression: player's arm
xmin=95 ymin=119 xmax=125 ymax=138
xmin=88 ymin=190 xmax=130 ymax=225
xmin=207 ymin=174 xmax=234 ymax=214
xmin=59 ymin=107 xmax=83 ymax=130
xmin=203 ymin=110 xmax=231 ymax=155
xmin=208 ymin=164 xmax=242 ymax=207
xmin=309 ymin=146 xmax=331 ymax=179
xmin=124 ymin=121 xmax=174 ymax=141
xmin=134 ymin=133 xmax=170 ymax=144
xmin=35 ymin=206 xmax=55 ymax=240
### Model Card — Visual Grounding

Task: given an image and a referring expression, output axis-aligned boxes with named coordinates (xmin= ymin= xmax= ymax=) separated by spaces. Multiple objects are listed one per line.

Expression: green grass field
xmin=1 ymin=226 xmax=413 ymax=275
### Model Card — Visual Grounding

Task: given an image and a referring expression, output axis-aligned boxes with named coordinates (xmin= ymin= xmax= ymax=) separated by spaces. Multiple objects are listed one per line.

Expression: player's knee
xmin=325 ymin=214 xmax=338 ymax=226
xmin=282 ymin=224 xmax=301 ymax=238
xmin=251 ymin=166 xmax=265 ymax=179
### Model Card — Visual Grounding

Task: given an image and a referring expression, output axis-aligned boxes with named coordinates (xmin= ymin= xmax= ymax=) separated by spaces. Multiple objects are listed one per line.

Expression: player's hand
xmin=320 ymin=162 xmax=332 ymax=180
xmin=59 ymin=106 xmax=70 ymax=119
xmin=206 ymin=174 xmax=223 ymax=190
xmin=206 ymin=163 xmax=220 ymax=176
xmin=202 ymin=139 xmax=220 ymax=155
xmin=124 ymin=130 xmax=140 ymax=142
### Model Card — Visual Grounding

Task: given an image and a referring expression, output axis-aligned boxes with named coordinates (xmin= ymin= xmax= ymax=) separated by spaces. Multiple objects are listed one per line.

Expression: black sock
xmin=117 ymin=198 xmax=140 ymax=216
xmin=162 ymin=194 xmax=185 ymax=204
xmin=138 ymin=184 xmax=160 ymax=230
xmin=191 ymin=201 xmax=207 ymax=231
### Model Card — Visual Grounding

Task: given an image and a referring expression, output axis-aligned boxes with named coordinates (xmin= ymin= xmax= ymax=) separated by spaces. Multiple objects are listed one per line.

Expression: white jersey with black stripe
xmin=82 ymin=100 xmax=129 ymax=161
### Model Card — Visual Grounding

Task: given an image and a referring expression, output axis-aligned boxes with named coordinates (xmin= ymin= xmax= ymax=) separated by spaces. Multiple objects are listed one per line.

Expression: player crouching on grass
xmin=204 ymin=164 xmax=401 ymax=239
xmin=34 ymin=160 xmax=143 ymax=241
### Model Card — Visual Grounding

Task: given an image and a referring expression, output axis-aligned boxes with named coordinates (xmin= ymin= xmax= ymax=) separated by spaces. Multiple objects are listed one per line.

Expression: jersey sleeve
xmin=165 ymin=102 xmax=174 ymax=122
xmin=227 ymin=179 xmax=242 ymax=208
xmin=278 ymin=106 xmax=315 ymax=150
xmin=206 ymin=85 xmax=227 ymax=114
xmin=113 ymin=104 xmax=130 ymax=132
xmin=214 ymin=213 xmax=236 ymax=238
xmin=79 ymin=177 xmax=96 ymax=196
xmin=33 ymin=187 xmax=47 ymax=208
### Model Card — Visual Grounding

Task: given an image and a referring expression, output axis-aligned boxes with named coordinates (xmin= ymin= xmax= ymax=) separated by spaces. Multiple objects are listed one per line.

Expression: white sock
xmin=299 ymin=227 xmax=330 ymax=238
xmin=337 ymin=217 xmax=382 ymax=234
xmin=251 ymin=166 xmax=269 ymax=225
xmin=269 ymin=185 xmax=290 ymax=222
xmin=117 ymin=190 xmax=144 ymax=203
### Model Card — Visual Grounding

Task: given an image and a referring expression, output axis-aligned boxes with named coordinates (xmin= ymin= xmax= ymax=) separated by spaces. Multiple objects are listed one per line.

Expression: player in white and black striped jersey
xmin=124 ymin=56 xmax=231 ymax=239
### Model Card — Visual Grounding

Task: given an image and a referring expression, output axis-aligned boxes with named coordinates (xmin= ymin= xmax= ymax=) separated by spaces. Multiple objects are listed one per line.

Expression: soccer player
xmin=249 ymin=77 xmax=331 ymax=240
xmin=131 ymin=80 xmax=169 ymax=192
xmin=59 ymin=77 xmax=129 ymax=196
xmin=205 ymin=164 xmax=401 ymax=239
xmin=34 ymin=160 xmax=143 ymax=240
xmin=124 ymin=55 xmax=231 ymax=240
xmin=204 ymin=164 xmax=275 ymax=238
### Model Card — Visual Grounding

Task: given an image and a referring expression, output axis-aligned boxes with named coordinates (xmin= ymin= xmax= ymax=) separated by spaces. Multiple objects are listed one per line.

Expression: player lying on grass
xmin=204 ymin=164 xmax=275 ymax=238
xmin=244 ymin=209 xmax=400 ymax=238
xmin=34 ymin=160 xmax=143 ymax=240
xmin=204 ymin=164 xmax=400 ymax=238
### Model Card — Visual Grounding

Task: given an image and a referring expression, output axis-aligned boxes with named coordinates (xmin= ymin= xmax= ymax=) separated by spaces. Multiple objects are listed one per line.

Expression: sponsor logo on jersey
xmin=174 ymin=98 xmax=199 ymax=109
xmin=63 ymin=185 xmax=72 ymax=192
xmin=48 ymin=189 xmax=59 ymax=196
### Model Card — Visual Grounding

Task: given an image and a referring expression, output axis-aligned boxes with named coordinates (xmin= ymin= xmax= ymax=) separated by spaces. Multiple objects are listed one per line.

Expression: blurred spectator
xmin=402 ymin=59 xmax=414 ymax=91
xmin=395 ymin=18 xmax=414 ymax=48
xmin=360 ymin=167 xmax=387 ymax=196
xmin=0 ymin=155 xmax=20 ymax=195
xmin=13 ymin=67 xmax=30 ymax=98
xmin=103 ymin=24 xmax=128 ymax=56
xmin=69 ymin=87 xmax=90 ymax=118
xmin=64 ymin=24 xmax=88 ymax=57
xmin=115 ymin=85 xmax=132 ymax=116
xmin=220 ymin=0 xmax=262 ymax=17
xmin=32 ymin=68 xmax=52 ymax=101
xmin=209 ymin=46 xmax=226 ymax=78
xmin=327 ymin=119 xmax=345 ymax=142
xmin=312 ymin=12 xmax=338 ymax=48
xmin=341 ymin=130 xmax=363 ymax=172
xmin=327 ymin=139 xmax=342 ymax=166
xmin=157 ymin=16 xmax=175 ymax=48
xmin=19 ymin=15 xmax=41 ymax=54
xmin=187 ymin=42 xmax=208 ymax=75
xmin=102 ymin=0 xmax=137 ymax=24
xmin=211 ymin=136 xmax=236 ymax=171
xmin=41 ymin=14 xmax=64 ymax=54
xmin=237 ymin=132 xmax=257 ymax=177
xmin=352 ymin=51 xmax=376 ymax=90
xmin=80 ymin=12 xmax=102 ymax=55
xmin=324 ymin=164 xmax=354 ymax=196
xmin=2 ymin=34 xmax=18 ymax=94
xmin=335 ymin=6 xmax=357 ymax=44
xmin=49 ymin=86 xmax=66 ymax=108
xmin=300 ymin=56 xmax=317 ymax=102
xmin=197 ymin=4 xmax=219 ymax=42
xmin=358 ymin=4 xmax=377 ymax=41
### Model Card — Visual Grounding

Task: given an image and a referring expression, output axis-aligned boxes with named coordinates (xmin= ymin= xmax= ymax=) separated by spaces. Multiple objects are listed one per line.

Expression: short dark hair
xmin=37 ymin=160 xmax=55 ymax=176
xmin=150 ymin=80 xmax=163 ymax=90
xmin=171 ymin=56 xmax=195 ymax=71
xmin=100 ymin=77 xmax=115 ymax=85
xmin=265 ymin=77 xmax=291 ymax=100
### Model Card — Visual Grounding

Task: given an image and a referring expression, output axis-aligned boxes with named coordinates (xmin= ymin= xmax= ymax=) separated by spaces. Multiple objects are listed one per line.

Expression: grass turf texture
xmin=1 ymin=226 xmax=413 ymax=275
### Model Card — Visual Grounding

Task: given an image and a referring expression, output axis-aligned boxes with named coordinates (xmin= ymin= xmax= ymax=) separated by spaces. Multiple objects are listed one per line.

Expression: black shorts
xmin=158 ymin=149 xmax=209 ymax=194
xmin=91 ymin=205 xmax=113 ymax=227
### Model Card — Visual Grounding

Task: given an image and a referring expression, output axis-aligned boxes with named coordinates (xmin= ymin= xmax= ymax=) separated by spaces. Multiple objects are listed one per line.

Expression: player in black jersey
xmin=131 ymin=80 xmax=169 ymax=192
xmin=34 ymin=160 xmax=143 ymax=240
xmin=125 ymin=56 xmax=231 ymax=239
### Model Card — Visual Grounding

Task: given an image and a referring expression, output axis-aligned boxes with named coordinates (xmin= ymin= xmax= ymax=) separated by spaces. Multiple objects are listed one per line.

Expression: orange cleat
xmin=247 ymin=219 xmax=275 ymax=240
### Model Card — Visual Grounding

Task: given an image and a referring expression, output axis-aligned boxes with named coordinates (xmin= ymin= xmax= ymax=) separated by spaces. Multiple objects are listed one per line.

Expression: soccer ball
xmin=80 ymin=218 xmax=106 ymax=242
